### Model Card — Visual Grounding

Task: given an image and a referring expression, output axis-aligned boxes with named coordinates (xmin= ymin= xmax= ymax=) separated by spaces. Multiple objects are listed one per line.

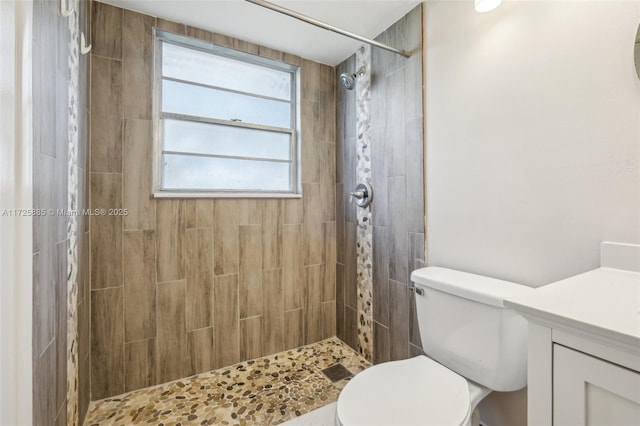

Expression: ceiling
xmin=101 ymin=0 xmax=421 ymax=65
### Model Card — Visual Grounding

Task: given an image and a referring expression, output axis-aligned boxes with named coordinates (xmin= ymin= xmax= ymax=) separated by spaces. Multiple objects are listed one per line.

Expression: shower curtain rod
xmin=244 ymin=0 xmax=411 ymax=58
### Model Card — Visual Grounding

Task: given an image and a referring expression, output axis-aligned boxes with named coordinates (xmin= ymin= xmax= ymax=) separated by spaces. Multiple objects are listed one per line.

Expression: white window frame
xmin=152 ymin=29 xmax=302 ymax=198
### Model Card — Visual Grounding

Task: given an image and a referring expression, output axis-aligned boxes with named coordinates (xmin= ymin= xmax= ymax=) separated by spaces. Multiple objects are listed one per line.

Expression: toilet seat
xmin=336 ymin=356 xmax=471 ymax=426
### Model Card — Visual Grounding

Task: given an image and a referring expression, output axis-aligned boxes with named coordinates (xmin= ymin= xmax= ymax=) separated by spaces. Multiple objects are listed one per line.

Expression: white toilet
xmin=336 ymin=267 xmax=532 ymax=426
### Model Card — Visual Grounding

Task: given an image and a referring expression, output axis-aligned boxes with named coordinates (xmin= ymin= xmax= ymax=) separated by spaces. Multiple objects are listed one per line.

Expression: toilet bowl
xmin=335 ymin=267 xmax=532 ymax=426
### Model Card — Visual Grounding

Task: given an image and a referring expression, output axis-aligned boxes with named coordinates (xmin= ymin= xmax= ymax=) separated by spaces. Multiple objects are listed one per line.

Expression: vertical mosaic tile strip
xmin=355 ymin=45 xmax=373 ymax=361
xmin=67 ymin=1 xmax=80 ymax=423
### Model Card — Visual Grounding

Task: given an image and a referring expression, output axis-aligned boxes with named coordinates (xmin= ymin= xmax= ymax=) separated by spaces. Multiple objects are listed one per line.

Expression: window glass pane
xmin=162 ymin=79 xmax=291 ymax=128
xmin=163 ymin=119 xmax=291 ymax=161
xmin=162 ymin=154 xmax=291 ymax=191
xmin=162 ymin=42 xmax=291 ymax=101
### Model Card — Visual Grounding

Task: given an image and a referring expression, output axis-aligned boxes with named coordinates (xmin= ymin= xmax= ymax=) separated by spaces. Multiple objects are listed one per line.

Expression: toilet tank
xmin=411 ymin=267 xmax=532 ymax=392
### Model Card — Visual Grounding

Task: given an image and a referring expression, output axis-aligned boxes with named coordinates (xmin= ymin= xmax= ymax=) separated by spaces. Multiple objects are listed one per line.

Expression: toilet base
xmin=462 ymin=380 xmax=491 ymax=426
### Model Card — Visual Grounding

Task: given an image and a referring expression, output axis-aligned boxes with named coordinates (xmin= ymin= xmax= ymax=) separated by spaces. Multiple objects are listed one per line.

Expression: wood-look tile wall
xmin=336 ymin=5 xmax=425 ymax=362
xmin=32 ymin=0 xmax=92 ymax=423
xmin=89 ymin=1 xmax=336 ymax=400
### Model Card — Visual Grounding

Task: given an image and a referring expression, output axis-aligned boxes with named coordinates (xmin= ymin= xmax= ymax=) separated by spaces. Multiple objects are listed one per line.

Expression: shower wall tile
xmin=343 ymin=306 xmax=358 ymax=350
xmin=156 ymin=200 xmax=185 ymax=282
xmin=123 ymin=119 xmax=155 ymax=230
xmin=261 ymin=200 xmax=282 ymax=270
xmin=406 ymin=118 xmax=425 ymax=233
xmin=322 ymin=301 xmax=337 ymax=340
xmin=336 ymin=263 xmax=345 ymax=341
xmin=320 ymin=143 xmax=337 ymax=222
xmin=33 ymin=342 xmax=57 ymax=425
xmin=77 ymin=296 xmax=90 ymax=373
xmin=214 ymin=200 xmax=240 ymax=276
xmin=90 ymin=56 xmax=122 ymax=173
xmin=239 ymin=225 xmax=263 ymax=319
xmin=238 ymin=200 xmax=261 ymax=225
xmin=212 ymin=32 xmax=234 ymax=49
xmin=388 ymin=176 xmax=408 ymax=283
xmin=373 ymin=321 xmax=390 ymax=364
xmin=409 ymin=232 xmax=426 ymax=275
xmin=336 ymin=183 xmax=345 ymax=263
xmin=409 ymin=343 xmax=426 ymax=358
xmin=123 ymin=9 xmax=154 ymax=60
xmin=304 ymin=264 xmax=323 ymax=344
xmin=185 ymin=228 xmax=214 ymax=330
xmin=33 ymin=251 xmax=55 ymax=357
xmin=304 ymin=222 xmax=323 ymax=267
xmin=282 ymin=224 xmax=304 ymax=311
xmin=92 ymin=1 xmax=122 ymax=60
xmin=156 ymin=18 xmax=185 ymax=35
xmin=54 ymin=241 xmax=67 ymax=412
xmin=404 ymin=55 xmax=423 ymax=122
xmin=302 ymin=101 xmax=321 ymax=184
xmin=214 ymin=274 xmax=240 ymax=367
xmin=122 ymin=10 xmax=154 ymax=119
xmin=123 ymin=230 xmax=156 ymax=342
xmin=322 ymin=222 xmax=337 ymax=302
xmin=301 ymin=59 xmax=321 ymax=102
xmin=344 ymin=137 xmax=357 ymax=224
xmin=185 ymin=199 xmax=214 ymax=229
xmin=283 ymin=308 xmax=304 ymax=350
xmin=409 ymin=290 xmax=422 ymax=348
xmin=258 ymin=45 xmax=280 ymax=59
xmin=125 ymin=338 xmax=156 ymax=392
xmin=54 ymin=401 xmax=67 ymax=426
xmin=156 ymin=280 xmax=188 ymax=383
xmin=343 ymin=222 xmax=357 ymax=310
xmin=371 ymin=127 xmax=388 ymax=227
xmin=335 ymin=126 xmax=345 ymax=184
xmin=384 ymin=70 xmax=406 ymax=178
xmin=282 ymin=198 xmax=303 ymax=225
xmin=240 ymin=316 xmax=263 ymax=361
xmin=372 ymin=226 xmax=389 ymax=326
xmin=90 ymin=9 xmax=336 ymax=399
xmin=186 ymin=26 xmax=212 ymax=43
xmin=262 ymin=269 xmax=284 ymax=355
xmin=303 ymin=183 xmax=323 ymax=265
xmin=90 ymin=172 xmax=123 ymax=289
xmin=389 ymin=280 xmax=409 ymax=362
xmin=91 ymin=287 xmax=125 ymax=400
xmin=188 ymin=327 xmax=215 ymax=375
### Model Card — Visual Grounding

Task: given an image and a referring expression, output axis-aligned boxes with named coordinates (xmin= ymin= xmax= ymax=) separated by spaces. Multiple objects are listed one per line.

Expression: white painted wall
xmin=425 ymin=0 xmax=640 ymax=288
xmin=424 ymin=1 xmax=640 ymax=424
xmin=0 ymin=0 xmax=33 ymax=424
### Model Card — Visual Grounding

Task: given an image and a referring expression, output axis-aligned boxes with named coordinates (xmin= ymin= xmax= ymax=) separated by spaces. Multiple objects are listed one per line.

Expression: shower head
xmin=339 ymin=66 xmax=366 ymax=90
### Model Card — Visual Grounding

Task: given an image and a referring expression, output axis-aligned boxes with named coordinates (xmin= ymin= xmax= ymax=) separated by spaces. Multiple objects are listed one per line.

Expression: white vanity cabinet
xmin=553 ymin=344 xmax=640 ymax=425
xmin=506 ymin=243 xmax=640 ymax=426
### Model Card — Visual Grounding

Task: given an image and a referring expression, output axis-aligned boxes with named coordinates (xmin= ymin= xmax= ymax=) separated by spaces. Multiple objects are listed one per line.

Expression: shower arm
xmin=244 ymin=0 xmax=411 ymax=58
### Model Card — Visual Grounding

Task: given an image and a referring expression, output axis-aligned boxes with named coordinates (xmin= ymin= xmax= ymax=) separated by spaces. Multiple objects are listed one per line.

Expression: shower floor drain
xmin=321 ymin=363 xmax=353 ymax=383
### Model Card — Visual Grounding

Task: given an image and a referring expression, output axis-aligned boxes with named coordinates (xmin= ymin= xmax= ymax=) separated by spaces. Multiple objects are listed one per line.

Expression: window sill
xmin=153 ymin=191 xmax=302 ymax=199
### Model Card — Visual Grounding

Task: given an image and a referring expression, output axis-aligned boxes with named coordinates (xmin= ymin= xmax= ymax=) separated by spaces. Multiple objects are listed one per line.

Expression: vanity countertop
xmin=505 ymin=267 xmax=640 ymax=349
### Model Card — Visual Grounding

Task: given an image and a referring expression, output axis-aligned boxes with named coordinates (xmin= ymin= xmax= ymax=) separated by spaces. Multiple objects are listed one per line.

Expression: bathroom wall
xmin=89 ymin=1 xmax=336 ymax=400
xmin=335 ymin=5 xmax=424 ymax=362
xmin=32 ymin=0 xmax=91 ymax=423
xmin=425 ymin=1 xmax=640 ymax=424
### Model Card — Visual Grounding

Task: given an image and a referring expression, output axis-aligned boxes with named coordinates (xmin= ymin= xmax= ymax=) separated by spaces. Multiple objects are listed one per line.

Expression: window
xmin=153 ymin=30 xmax=301 ymax=197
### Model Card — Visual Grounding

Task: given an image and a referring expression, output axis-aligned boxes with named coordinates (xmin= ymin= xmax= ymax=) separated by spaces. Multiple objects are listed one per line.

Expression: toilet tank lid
xmin=411 ymin=267 xmax=532 ymax=307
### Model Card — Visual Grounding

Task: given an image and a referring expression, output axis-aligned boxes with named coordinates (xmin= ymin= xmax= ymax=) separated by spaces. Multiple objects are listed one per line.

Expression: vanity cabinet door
xmin=553 ymin=344 xmax=640 ymax=426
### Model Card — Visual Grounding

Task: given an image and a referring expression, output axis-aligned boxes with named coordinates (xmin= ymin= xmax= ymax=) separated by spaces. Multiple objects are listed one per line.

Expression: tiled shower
xmin=88 ymin=0 xmax=337 ymax=400
xmin=31 ymin=1 xmax=424 ymax=424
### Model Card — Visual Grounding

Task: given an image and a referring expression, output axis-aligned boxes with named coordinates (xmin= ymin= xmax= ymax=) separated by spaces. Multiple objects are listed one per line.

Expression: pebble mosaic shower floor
xmin=84 ymin=338 xmax=370 ymax=425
